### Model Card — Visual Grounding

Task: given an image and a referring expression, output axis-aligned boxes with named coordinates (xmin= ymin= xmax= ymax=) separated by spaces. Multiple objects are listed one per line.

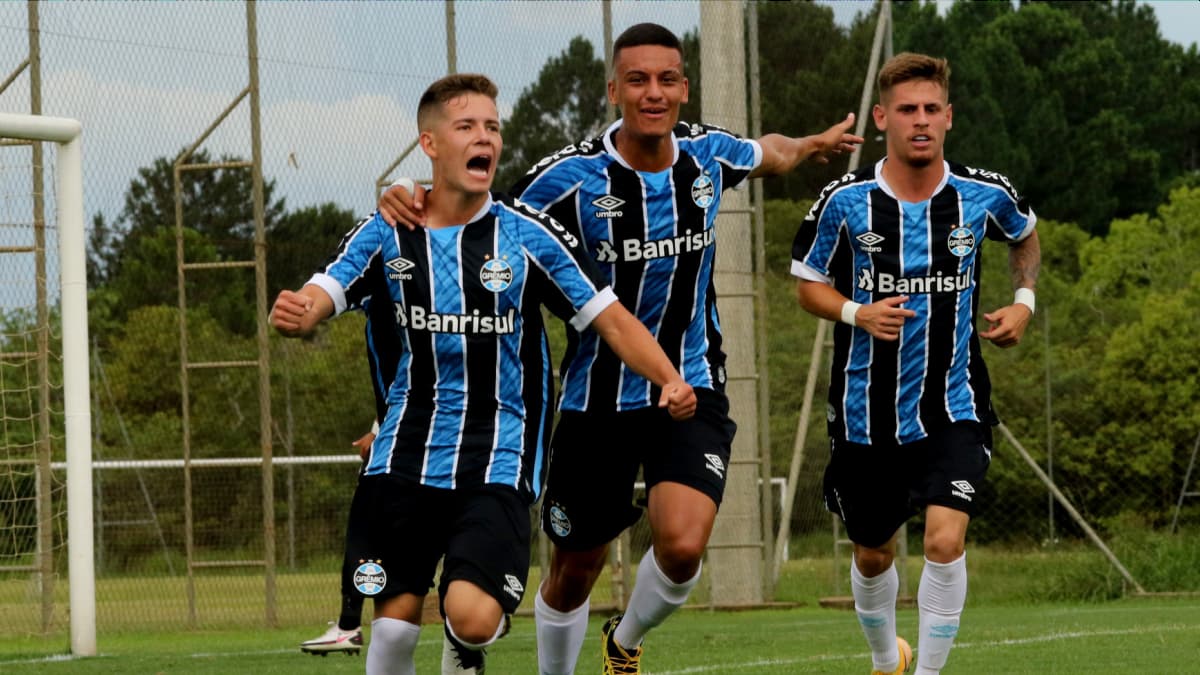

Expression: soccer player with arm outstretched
xmin=376 ymin=23 xmax=863 ymax=675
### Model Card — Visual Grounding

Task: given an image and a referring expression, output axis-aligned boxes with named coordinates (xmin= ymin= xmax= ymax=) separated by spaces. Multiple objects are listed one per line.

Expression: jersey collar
xmin=873 ymin=158 xmax=950 ymax=203
xmin=602 ymin=118 xmax=679 ymax=171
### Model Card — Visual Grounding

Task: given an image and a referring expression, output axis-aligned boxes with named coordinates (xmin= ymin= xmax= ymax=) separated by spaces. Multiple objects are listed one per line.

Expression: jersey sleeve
xmin=512 ymin=206 xmax=616 ymax=331
xmin=984 ymin=185 xmax=1037 ymax=243
xmin=951 ymin=164 xmax=1037 ymax=242
xmin=307 ymin=214 xmax=386 ymax=316
xmin=790 ymin=175 xmax=851 ymax=283
xmin=688 ymin=123 xmax=762 ymax=192
xmin=510 ymin=147 xmax=586 ymax=212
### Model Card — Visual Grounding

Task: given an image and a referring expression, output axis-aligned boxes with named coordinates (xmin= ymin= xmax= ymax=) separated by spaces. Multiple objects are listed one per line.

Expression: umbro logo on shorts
xmin=950 ymin=480 xmax=975 ymax=502
xmin=704 ymin=453 xmax=725 ymax=479
xmin=503 ymin=573 xmax=524 ymax=600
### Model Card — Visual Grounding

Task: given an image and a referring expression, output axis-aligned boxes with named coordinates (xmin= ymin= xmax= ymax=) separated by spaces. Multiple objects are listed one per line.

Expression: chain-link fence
xmin=1 ymin=0 xmax=1197 ymax=641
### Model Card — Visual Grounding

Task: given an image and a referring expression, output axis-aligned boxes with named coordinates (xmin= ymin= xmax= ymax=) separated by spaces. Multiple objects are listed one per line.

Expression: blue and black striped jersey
xmin=790 ymin=160 xmax=1036 ymax=446
xmin=312 ymin=194 xmax=616 ymax=503
xmin=511 ymin=119 xmax=762 ymax=412
xmin=342 ymin=254 xmax=400 ymax=423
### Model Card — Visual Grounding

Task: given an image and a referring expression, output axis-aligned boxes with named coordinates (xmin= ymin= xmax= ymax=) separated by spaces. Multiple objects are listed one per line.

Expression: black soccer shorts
xmin=822 ymin=420 xmax=992 ymax=549
xmin=540 ymin=387 xmax=737 ymax=551
xmin=343 ymin=474 xmax=531 ymax=615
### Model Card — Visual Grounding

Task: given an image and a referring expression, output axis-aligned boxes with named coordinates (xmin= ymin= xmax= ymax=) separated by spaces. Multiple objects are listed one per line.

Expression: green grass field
xmin=2 ymin=597 xmax=1198 ymax=673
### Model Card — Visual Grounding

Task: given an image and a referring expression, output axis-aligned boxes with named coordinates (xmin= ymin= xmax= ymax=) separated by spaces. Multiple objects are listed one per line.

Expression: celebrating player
xmin=379 ymin=23 xmax=861 ymax=674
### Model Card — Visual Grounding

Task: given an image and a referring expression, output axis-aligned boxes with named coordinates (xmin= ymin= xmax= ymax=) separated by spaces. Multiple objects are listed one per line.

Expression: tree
xmin=755 ymin=2 xmax=884 ymax=200
xmin=88 ymin=149 xmax=287 ymax=334
xmin=495 ymin=36 xmax=607 ymax=191
xmin=266 ymin=202 xmax=360 ymax=297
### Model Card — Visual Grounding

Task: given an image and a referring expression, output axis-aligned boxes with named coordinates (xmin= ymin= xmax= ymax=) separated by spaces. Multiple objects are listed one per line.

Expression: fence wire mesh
xmin=0 ymin=0 xmax=1196 ymax=639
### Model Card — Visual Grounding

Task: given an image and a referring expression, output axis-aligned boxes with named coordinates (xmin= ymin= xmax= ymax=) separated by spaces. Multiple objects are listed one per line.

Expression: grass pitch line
xmin=646 ymin=622 xmax=1195 ymax=674
xmin=0 ymin=654 xmax=87 ymax=666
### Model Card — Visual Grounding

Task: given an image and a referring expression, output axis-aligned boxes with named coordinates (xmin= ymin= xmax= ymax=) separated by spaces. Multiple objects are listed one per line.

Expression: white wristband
xmin=840 ymin=301 xmax=862 ymax=326
xmin=1014 ymin=288 xmax=1036 ymax=315
xmin=389 ymin=176 xmax=415 ymax=194
xmin=370 ymin=419 xmax=380 ymax=435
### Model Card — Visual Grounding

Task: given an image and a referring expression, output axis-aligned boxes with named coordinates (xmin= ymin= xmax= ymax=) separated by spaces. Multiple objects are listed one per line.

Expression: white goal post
xmin=0 ymin=112 xmax=94 ymax=656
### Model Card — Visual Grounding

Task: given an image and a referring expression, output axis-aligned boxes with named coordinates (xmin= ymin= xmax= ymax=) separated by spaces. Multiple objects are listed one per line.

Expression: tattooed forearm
xmin=1009 ymin=230 xmax=1041 ymax=290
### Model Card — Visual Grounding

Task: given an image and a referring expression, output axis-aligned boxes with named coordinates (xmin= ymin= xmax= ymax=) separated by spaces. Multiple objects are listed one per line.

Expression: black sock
xmin=337 ymin=593 xmax=364 ymax=631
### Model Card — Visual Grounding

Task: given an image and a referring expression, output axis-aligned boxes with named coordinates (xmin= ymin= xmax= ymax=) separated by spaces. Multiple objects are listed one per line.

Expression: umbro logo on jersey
xmin=855 ymin=231 xmax=885 ymax=253
xmin=503 ymin=573 xmax=524 ymax=600
xmin=592 ymin=195 xmax=625 ymax=219
xmin=951 ymin=480 xmax=975 ymax=502
xmin=385 ymin=257 xmax=415 ymax=281
xmin=704 ymin=453 xmax=725 ymax=479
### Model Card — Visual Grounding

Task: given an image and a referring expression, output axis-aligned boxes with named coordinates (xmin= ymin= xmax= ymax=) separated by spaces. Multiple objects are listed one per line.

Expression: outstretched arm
xmin=589 ymin=303 xmax=696 ymax=420
xmin=981 ymin=230 xmax=1041 ymax=348
xmin=269 ymin=285 xmax=335 ymax=338
xmin=749 ymin=113 xmax=863 ymax=178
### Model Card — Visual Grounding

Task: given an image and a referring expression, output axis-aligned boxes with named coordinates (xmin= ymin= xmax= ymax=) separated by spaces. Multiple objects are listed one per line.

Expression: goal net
xmin=0 ymin=112 xmax=92 ymax=655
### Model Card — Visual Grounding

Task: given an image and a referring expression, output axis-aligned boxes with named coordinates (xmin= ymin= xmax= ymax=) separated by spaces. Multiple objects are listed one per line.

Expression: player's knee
xmin=444 ymin=612 xmax=503 ymax=647
xmin=923 ymin=531 xmax=965 ymax=562
xmin=654 ymin=536 xmax=706 ymax=579
xmin=854 ymin=547 xmax=895 ymax=576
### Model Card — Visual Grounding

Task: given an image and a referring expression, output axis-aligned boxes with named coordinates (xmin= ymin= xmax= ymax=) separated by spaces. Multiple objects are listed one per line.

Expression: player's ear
xmin=607 ymin=78 xmax=618 ymax=106
xmin=680 ymin=76 xmax=689 ymax=105
xmin=419 ymin=130 xmax=436 ymax=159
xmin=872 ymin=103 xmax=887 ymax=132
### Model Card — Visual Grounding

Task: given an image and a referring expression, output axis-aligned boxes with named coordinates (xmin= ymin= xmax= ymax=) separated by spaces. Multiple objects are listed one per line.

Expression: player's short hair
xmin=613 ymin=22 xmax=684 ymax=67
xmin=878 ymin=52 xmax=950 ymax=103
xmin=417 ymin=73 xmax=498 ymax=131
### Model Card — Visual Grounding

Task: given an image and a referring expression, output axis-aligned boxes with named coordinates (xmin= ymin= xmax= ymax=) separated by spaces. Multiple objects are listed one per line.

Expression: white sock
xmin=916 ymin=553 xmax=967 ymax=675
xmin=614 ymin=546 xmax=700 ymax=649
xmin=366 ymin=617 xmax=420 ymax=675
xmin=535 ymin=584 xmax=590 ymax=675
xmin=442 ymin=616 xmax=506 ymax=674
xmin=851 ymin=561 xmax=900 ymax=672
